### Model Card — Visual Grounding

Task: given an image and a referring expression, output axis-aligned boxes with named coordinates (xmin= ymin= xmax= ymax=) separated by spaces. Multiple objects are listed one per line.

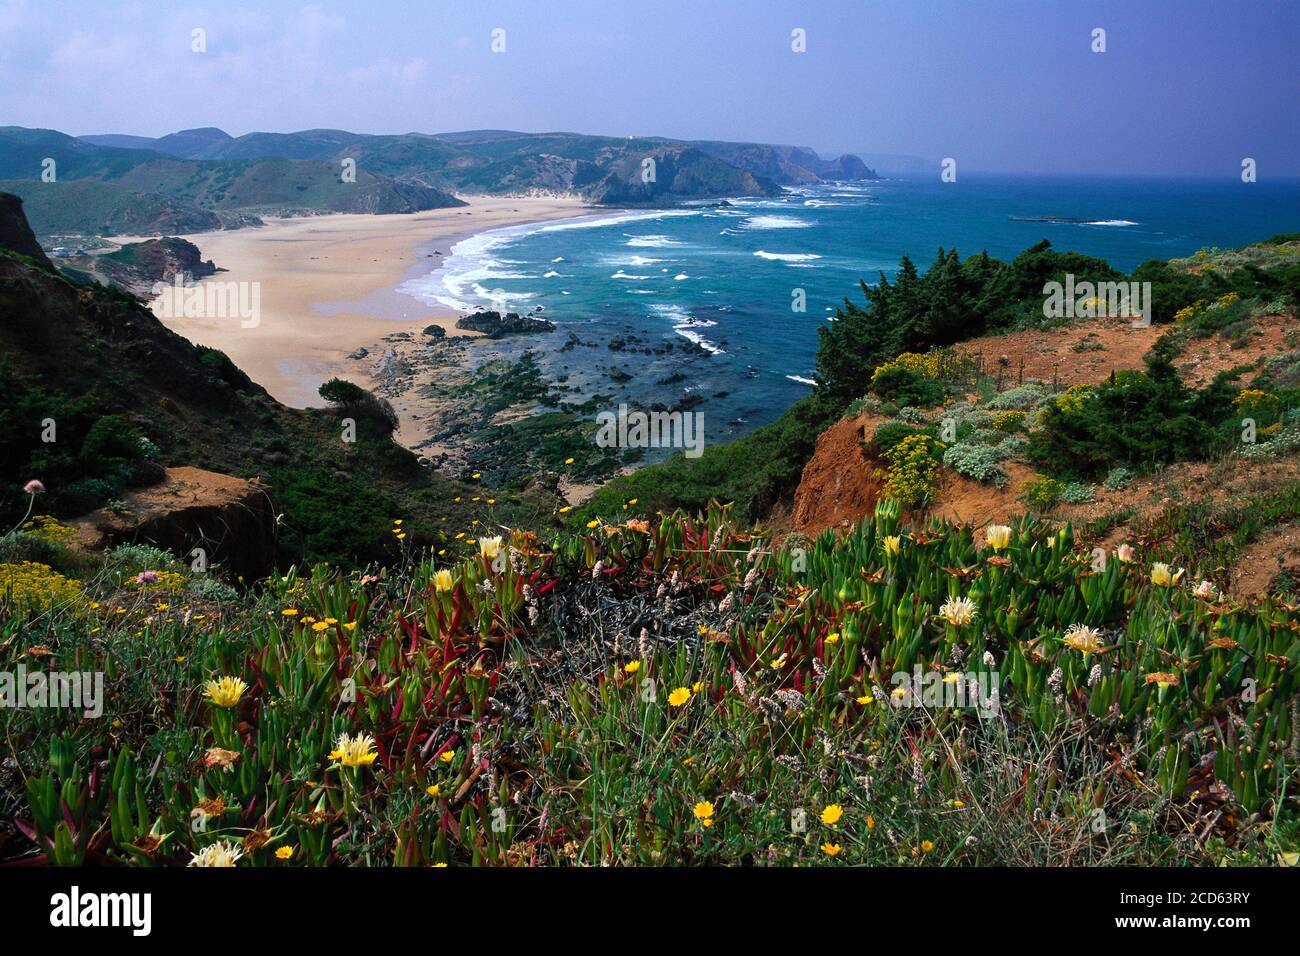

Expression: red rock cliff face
xmin=790 ymin=414 xmax=887 ymax=535
xmin=71 ymin=467 xmax=277 ymax=580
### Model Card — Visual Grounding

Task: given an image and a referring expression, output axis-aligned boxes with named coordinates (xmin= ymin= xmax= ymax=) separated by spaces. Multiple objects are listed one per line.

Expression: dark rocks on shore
xmin=423 ymin=324 xmax=446 ymax=339
xmin=609 ymin=366 xmax=633 ymax=382
xmin=455 ymin=310 xmax=555 ymax=338
xmin=371 ymin=346 xmax=412 ymax=383
xmin=348 ymin=347 xmax=369 ymax=360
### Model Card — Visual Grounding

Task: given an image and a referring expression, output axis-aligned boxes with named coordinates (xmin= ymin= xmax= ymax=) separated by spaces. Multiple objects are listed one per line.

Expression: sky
xmin=1 ymin=0 xmax=1297 ymax=176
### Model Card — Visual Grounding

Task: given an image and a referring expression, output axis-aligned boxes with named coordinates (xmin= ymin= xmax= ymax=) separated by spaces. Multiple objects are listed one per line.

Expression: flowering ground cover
xmin=2 ymin=502 xmax=1297 ymax=866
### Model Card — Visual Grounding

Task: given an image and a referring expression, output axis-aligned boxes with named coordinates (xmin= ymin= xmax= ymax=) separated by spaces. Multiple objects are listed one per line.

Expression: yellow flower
xmin=434 ymin=569 xmax=454 ymax=593
xmin=691 ymin=681 xmax=705 ymax=694
xmin=426 ymin=784 xmax=441 ymax=797
xmin=921 ymin=839 xmax=935 ymax=853
xmin=693 ymin=801 xmax=715 ymax=825
xmin=312 ymin=621 xmax=329 ymax=631
xmin=825 ymin=632 xmax=840 ymax=645
xmin=439 ymin=749 xmax=456 ymax=764
xmin=623 ymin=660 xmax=641 ymax=673
xmin=881 ymin=535 xmax=901 ymax=557
xmin=668 ymin=687 xmax=691 ymax=707
xmin=479 ymin=536 xmax=503 ymax=560
xmin=558 ymin=506 xmax=572 ymax=513
xmin=821 ymin=842 xmax=842 ymax=857
xmin=343 ymin=621 xmax=358 ymax=631
xmin=328 ymin=732 xmax=379 ymax=768
xmin=281 ymin=608 xmax=299 ymax=616
xmin=275 ymin=846 xmax=293 ymax=860
xmin=564 ymin=457 xmax=575 ymax=465
xmin=203 ymin=676 xmax=248 ymax=709
xmin=1150 ymin=563 xmax=1183 ymax=587
xmin=820 ymin=804 xmax=844 ymax=826
xmin=586 ymin=520 xmax=600 ymax=529
xmin=856 ymin=694 xmax=873 ymax=705
xmin=866 ymin=815 xmax=876 ymax=830
xmin=984 ymin=525 xmax=1012 ymax=550
xmin=1062 ymin=623 xmax=1103 ymax=653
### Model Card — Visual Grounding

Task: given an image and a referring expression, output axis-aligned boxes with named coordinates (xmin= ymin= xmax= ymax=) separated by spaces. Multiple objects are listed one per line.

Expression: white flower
xmin=984 ymin=525 xmax=1012 ymax=550
xmin=188 ymin=840 xmax=244 ymax=867
xmin=938 ymin=596 xmax=977 ymax=627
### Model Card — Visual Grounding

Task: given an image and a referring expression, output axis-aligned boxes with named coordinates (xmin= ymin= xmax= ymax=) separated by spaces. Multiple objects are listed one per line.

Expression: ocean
xmin=397 ymin=174 xmax=1300 ymax=449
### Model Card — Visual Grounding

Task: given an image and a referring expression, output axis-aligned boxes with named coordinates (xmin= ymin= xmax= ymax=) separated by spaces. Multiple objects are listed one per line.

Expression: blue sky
xmin=1 ymin=0 xmax=1296 ymax=176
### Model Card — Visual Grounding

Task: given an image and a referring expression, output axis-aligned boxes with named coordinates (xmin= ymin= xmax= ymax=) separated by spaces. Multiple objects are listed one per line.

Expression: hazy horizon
xmin=2 ymin=0 xmax=1298 ymax=177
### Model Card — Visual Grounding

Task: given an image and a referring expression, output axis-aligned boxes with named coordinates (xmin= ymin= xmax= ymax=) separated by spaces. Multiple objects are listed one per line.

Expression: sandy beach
xmin=150 ymin=195 xmax=592 ymax=410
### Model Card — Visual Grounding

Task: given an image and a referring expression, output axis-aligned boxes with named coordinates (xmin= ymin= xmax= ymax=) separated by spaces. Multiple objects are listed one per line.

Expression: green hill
xmin=0 ymin=128 xmax=464 ymax=237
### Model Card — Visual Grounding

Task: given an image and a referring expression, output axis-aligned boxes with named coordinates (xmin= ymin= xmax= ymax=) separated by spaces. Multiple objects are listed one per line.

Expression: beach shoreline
xmin=148 ymin=195 xmax=594 ymax=412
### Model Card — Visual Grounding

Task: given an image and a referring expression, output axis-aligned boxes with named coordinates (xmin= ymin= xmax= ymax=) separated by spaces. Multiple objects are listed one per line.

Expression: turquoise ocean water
xmin=398 ymin=175 xmax=1300 ymax=448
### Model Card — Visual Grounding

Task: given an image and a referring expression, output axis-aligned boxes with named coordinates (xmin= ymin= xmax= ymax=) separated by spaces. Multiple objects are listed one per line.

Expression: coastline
xmin=149 ymin=196 xmax=594 ymax=410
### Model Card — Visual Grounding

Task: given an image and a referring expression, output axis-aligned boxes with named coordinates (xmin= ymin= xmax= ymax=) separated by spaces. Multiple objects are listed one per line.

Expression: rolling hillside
xmin=0 ymin=127 xmax=465 ymax=237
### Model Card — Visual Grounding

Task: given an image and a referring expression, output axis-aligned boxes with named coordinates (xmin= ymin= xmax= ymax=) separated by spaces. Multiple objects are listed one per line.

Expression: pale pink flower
xmin=23 ymin=479 xmax=45 ymax=495
xmin=136 ymin=571 xmax=160 ymax=586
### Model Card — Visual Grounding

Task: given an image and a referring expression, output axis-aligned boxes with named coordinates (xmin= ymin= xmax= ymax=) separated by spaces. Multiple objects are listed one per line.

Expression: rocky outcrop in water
xmin=456 ymin=310 xmax=556 ymax=338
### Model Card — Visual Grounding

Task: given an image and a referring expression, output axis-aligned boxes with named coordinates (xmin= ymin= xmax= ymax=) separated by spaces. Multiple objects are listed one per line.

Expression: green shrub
xmin=942 ymin=442 xmax=1006 ymax=484
xmin=1026 ymin=339 xmax=1237 ymax=478
xmin=869 ymin=365 xmax=945 ymax=408
xmin=1020 ymin=476 xmax=1065 ymax=512
xmin=1061 ymin=482 xmax=1096 ymax=504
xmin=870 ymin=422 xmax=926 ymax=456
xmin=992 ymin=410 xmax=1027 ymax=432
xmin=1102 ymin=467 xmax=1134 ymax=491
xmin=985 ymin=383 xmax=1048 ymax=411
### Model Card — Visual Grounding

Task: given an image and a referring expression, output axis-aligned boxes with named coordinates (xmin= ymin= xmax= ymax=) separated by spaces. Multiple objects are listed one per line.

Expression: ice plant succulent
xmin=203 ymin=676 xmax=248 ymax=709
xmin=329 ymin=732 xmax=379 ymax=767
xmin=984 ymin=525 xmax=1012 ymax=550
xmin=1150 ymin=563 xmax=1183 ymax=587
xmin=1062 ymin=624 xmax=1103 ymax=654
xmin=938 ymin=596 xmax=977 ymax=627
xmin=188 ymin=840 xmax=244 ymax=867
